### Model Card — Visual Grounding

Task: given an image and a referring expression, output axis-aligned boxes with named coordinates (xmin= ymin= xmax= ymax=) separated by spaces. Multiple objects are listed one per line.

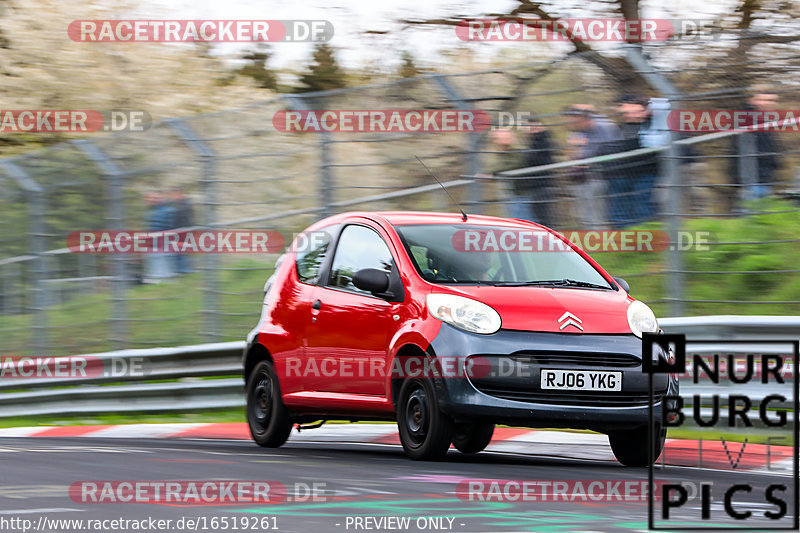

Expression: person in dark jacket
xmin=488 ymin=121 xmax=558 ymax=227
xmin=730 ymin=87 xmax=783 ymax=201
xmin=519 ymin=119 xmax=558 ymax=227
xmin=169 ymin=188 xmax=194 ymax=274
xmin=563 ymin=105 xmax=621 ymax=228
xmin=605 ymin=94 xmax=660 ymax=227
xmin=143 ymin=191 xmax=176 ymax=283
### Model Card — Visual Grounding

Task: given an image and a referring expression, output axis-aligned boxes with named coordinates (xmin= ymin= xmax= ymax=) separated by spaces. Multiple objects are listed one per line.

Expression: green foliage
xmin=594 ymin=198 xmax=800 ymax=316
xmin=295 ymin=44 xmax=346 ymax=93
xmin=398 ymin=51 xmax=421 ymax=78
xmin=0 ymin=258 xmax=274 ymax=355
xmin=236 ymin=46 xmax=278 ymax=90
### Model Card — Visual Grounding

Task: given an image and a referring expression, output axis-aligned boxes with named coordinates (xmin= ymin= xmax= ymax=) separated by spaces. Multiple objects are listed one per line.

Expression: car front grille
xmin=507 ymin=351 xmax=640 ymax=368
xmin=473 ymin=385 xmax=665 ymax=407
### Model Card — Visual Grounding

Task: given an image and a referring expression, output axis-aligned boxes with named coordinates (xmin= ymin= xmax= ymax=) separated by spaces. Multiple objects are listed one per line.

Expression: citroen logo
xmin=558 ymin=311 xmax=583 ymax=331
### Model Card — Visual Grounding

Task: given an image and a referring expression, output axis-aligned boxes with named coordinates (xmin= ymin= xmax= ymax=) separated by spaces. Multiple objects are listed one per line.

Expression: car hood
xmin=434 ymin=285 xmax=635 ymax=334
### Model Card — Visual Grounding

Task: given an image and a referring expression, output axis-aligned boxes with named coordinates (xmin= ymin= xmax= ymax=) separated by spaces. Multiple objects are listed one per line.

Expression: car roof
xmin=317 ymin=211 xmax=548 ymax=230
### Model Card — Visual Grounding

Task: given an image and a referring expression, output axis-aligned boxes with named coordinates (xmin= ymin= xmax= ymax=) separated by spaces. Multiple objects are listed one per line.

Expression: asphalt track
xmin=0 ymin=434 xmax=796 ymax=533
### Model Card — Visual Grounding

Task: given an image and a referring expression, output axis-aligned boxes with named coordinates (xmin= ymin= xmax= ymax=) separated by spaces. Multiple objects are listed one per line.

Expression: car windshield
xmin=394 ymin=223 xmax=613 ymax=289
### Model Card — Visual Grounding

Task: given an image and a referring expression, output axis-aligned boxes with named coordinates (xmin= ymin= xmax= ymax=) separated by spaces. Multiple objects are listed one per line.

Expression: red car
xmin=243 ymin=211 xmax=677 ymax=466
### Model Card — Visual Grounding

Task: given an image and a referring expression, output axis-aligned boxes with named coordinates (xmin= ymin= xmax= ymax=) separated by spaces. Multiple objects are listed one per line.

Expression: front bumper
xmin=427 ymin=324 xmax=677 ymax=432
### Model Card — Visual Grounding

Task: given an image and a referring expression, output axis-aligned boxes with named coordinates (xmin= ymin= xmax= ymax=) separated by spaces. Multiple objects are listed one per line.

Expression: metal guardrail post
xmin=75 ymin=140 xmax=128 ymax=349
xmin=625 ymin=47 xmax=685 ymax=316
xmin=432 ymin=76 xmax=483 ymax=213
xmin=168 ymin=119 xmax=220 ymax=341
xmin=1 ymin=161 xmax=49 ymax=352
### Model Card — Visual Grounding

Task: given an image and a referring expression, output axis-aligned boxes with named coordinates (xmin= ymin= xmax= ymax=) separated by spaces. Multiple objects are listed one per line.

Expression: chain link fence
xmin=1 ymin=36 xmax=799 ymax=356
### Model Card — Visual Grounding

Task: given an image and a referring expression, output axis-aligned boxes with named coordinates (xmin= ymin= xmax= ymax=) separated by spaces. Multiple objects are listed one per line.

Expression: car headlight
xmin=426 ymin=293 xmax=501 ymax=335
xmin=627 ymin=300 xmax=658 ymax=338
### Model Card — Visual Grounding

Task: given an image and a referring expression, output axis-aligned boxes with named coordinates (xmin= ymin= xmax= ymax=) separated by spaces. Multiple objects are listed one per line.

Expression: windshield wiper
xmin=491 ymin=278 xmax=611 ymax=289
xmin=558 ymin=278 xmax=612 ymax=289
xmin=490 ymin=280 xmax=564 ymax=287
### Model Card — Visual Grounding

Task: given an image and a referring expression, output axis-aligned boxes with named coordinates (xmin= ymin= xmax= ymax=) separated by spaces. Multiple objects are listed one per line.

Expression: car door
xmin=304 ymin=223 xmax=400 ymax=396
xmin=276 ymin=224 xmax=337 ymax=394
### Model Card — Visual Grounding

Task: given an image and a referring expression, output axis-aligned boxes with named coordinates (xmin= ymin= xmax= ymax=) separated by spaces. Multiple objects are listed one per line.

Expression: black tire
xmin=396 ymin=377 xmax=454 ymax=460
xmin=246 ymin=360 xmax=292 ymax=448
xmin=608 ymin=425 xmax=666 ymax=467
xmin=453 ymin=423 xmax=495 ymax=454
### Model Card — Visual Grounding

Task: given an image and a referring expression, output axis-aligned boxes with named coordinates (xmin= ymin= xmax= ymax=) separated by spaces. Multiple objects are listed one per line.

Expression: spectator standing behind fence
xmin=562 ymin=105 xmax=621 ymax=228
xmin=488 ymin=122 xmax=558 ymax=226
xmin=170 ymin=188 xmax=194 ymax=274
xmin=731 ymin=86 xmax=783 ymax=200
xmin=520 ymin=118 xmax=558 ymax=227
xmin=143 ymin=191 xmax=176 ymax=284
xmin=602 ymin=94 xmax=661 ymax=227
xmin=486 ymin=127 xmax=524 ymax=214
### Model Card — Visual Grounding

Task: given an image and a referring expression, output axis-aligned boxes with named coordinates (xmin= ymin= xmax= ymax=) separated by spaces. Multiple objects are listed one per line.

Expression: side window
xmin=295 ymin=226 xmax=336 ymax=285
xmin=328 ymin=225 xmax=394 ymax=294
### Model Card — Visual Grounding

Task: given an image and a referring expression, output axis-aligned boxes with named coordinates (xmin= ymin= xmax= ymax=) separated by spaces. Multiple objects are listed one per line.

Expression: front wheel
xmin=396 ymin=378 xmax=454 ymax=460
xmin=453 ymin=423 xmax=495 ymax=454
xmin=608 ymin=425 xmax=666 ymax=466
xmin=247 ymin=360 xmax=292 ymax=448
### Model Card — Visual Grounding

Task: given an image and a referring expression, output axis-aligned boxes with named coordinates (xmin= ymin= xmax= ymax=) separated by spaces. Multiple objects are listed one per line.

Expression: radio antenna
xmin=415 ymin=156 xmax=468 ymax=221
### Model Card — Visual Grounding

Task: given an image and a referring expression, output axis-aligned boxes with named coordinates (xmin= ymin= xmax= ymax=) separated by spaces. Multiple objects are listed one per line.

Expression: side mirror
xmin=613 ymin=276 xmax=630 ymax=293
xmin=353 ymin=268 xmax=390 ymax=294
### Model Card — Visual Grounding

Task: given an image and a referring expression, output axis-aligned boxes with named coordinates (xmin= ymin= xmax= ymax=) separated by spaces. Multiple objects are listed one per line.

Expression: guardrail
xmin=0 ymin=342 xmax=245 ymax=418
xmin=0 ymin=316 xmax=796 ymax=421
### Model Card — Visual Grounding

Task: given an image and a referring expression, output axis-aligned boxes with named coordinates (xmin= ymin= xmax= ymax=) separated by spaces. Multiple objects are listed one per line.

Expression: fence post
xmin=1 ymin=262 xmax=10 ymax=315
xmin=75 ymin=140 xmax=128 ymax=349
xmin=1 ymin=161 xmax=49 ymax=352
xmin=319 ymin=135 xmax=334 ymax=218
xmin=662 ymin=136 xmax=685 ymax=316
xmin=168 ymin=119 xmax=220 ymax=341
xmin=737 ymin=132 xmax=759 ymax=205
xmin=625 ymin=46 xmax=685 ymax=316
xmin=285 ymin=95 xmax=333 ymax=217
xmin=432 ymin=76 xmax=483 ymax=213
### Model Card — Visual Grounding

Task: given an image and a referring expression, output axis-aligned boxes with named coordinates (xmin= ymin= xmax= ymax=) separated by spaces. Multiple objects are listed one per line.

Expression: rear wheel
xmin=396 ymin=378 xmax=454 ymax=460
xmin=608 ymin=425 xmax=666 ymax=466
xmin=453 ymin=423 xmax=495 ymax=454
xmin=247 ymin=360 xmax=292 ymax=448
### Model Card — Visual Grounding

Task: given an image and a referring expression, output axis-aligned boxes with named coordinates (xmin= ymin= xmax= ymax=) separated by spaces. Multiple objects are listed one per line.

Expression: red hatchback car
xmin=243 ymin=211 xmax=677 ymax=466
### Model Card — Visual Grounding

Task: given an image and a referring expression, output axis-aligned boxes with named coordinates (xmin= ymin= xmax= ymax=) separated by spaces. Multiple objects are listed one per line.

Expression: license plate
xmin=540 ymin=369 xmax=622 ymax=391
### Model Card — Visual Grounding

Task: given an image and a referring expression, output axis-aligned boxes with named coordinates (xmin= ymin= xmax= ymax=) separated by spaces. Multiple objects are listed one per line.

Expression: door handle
xmin=312 ymin=299 xmax=322 ymax=310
